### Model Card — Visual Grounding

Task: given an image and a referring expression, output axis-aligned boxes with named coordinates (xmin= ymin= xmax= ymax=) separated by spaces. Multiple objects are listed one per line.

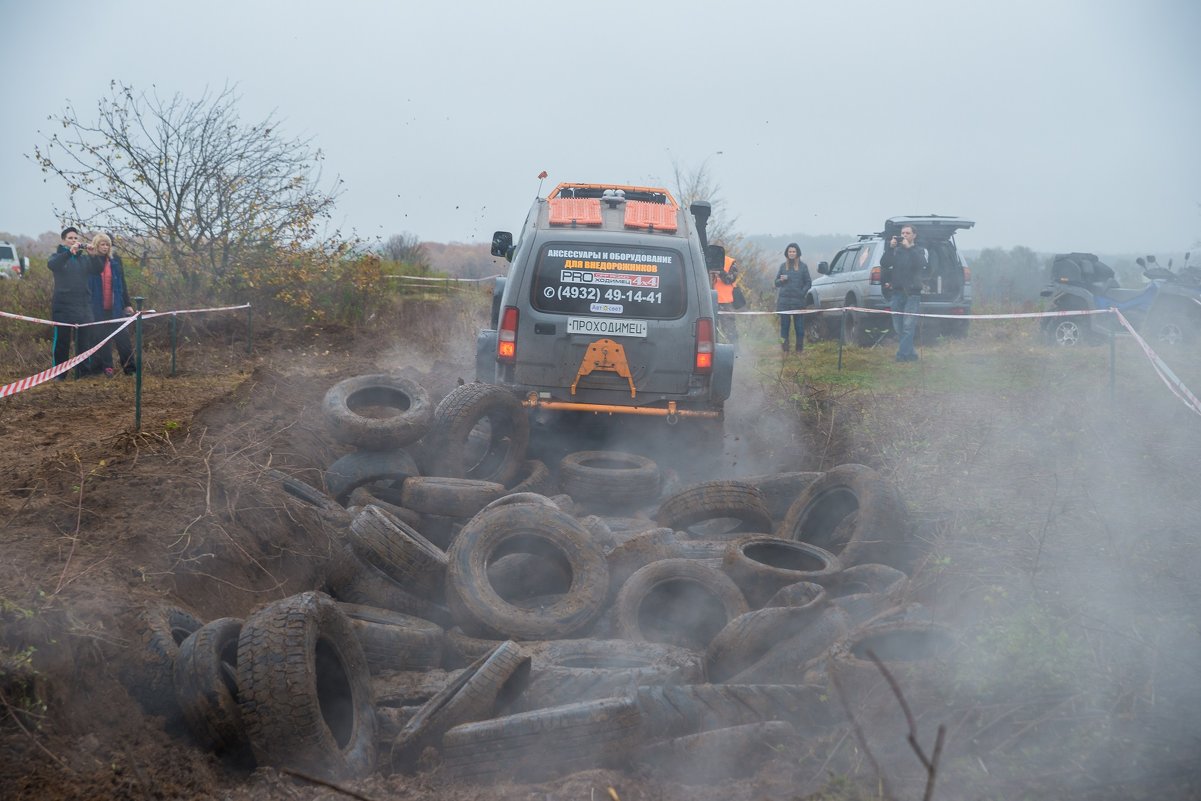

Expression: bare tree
xmin=671 ymin=157 xmax=739 ymax=248
xmin=671 ymin=158 xmax=771 ymax=301
xmin=32 ymin=82 xmax=341 ymax=288
xmin=381 ymin=233 xmax=429 ymax=268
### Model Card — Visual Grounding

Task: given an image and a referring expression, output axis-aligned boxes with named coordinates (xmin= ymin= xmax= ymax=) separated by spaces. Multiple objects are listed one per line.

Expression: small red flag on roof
xmin=538 ymin=170 xmax=548 ymax=179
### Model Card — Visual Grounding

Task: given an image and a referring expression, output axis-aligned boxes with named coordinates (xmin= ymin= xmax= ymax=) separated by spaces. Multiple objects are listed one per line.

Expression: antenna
xmin=536 ymin=170 xmax=548 ymax=198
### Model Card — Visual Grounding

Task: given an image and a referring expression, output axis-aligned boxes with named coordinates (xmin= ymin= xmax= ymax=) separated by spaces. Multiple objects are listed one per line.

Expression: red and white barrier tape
xmin=384 ymin=274 xmax=503 ymax=283
xmin=722 ymin=306 xmax=1112 ymax=319
xmin=1 ymin=315 xmax=137 ymax=398
xmin=1 ymin=302 xmax=249 ymax=329
xmin=1112 ymin=309 xmax=1201 ymax=417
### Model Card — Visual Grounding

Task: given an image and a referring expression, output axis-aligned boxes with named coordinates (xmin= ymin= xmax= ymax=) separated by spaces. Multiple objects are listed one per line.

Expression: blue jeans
xmin=779 ymin=313 xmax=804 ymax=349
xmin=891 ymin=292 xmax=921 ymax=359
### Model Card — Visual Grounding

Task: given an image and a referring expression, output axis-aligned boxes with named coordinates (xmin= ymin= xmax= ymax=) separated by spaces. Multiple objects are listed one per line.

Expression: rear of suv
xmin=0 ymin=241 xmax=28 ymax=280
xmin=477 ymin=182 xmax=734 ymax=432
xmin=807 ymin=215 xmax=974 ymax=345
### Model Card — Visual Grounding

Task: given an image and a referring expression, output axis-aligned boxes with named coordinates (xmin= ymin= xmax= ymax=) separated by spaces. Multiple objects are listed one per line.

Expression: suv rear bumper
xmin=475 ymin=329 xmax=731 ymax=421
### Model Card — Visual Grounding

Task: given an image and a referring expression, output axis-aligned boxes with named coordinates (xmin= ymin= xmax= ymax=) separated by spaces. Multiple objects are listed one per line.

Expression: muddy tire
xmin=604 ymin=527 xmax=679 ymax=601
xmin=440 ymin=696 xmax=642 ymax=782
xmin=347 ymin=505 xmax=446 ymax=601
xmin=426 ymin=383 xmax=529 ymax=486
xmin=325 ymin=449 xmax=420 ymax=506
xmin=825 ymin=563 xmax=909 ymax=626
xmin=825 ymin=619 xmax=959 ymax=709
xmin=705 ymin=584 xmax=827 ymax=682
xmin=558 ymin=450 xmax=661 ymax=511
xmin=236 ymin=592 xmax=376 ymax=780
xmin=336 ymin=603 xmax=444 ymax=673
xmin=444 ymin=627 xmax=506 ymax=668
xmin=654 ymin=480 xmax=773 ymax=539
xmin=636 ymin=721 xmax=798 ymax=783
xmin=740 ymin=471 xmax=824 ymax=522
xmin=265 ymin=469 xmax=344 ymax=513
xmin=400 ymin=476 xmax=506 ymax=518
xmin=635 ymin=683 xmax=834 ymax=739
xmin=778 ymin=464 xmax=913 ymax=570
xmin=486 ymin=553 xmax=573 ymax=602
xmin=128 ymin=604 xmax=204 ymax=720
xmin=327 ymin=545 xmax=451 ymax=627
xmin=722 ymin=535 xmax=842 ymax=607
xmin=509 ymin=665 xmax=671 ymax=714
xmin=346 ymin=486 xmax=423 ymax=529
xmin=506 ymin=459 xmax=557 ymax=496
xmin=390 ymin=640 xmax=531 ymax=772
xmin=446 ymin=505 xmax=608 ymax=640
xmin=173 ymin=617 xmax=245 ymax=751
xmin=614 ymin=559 xmax=749 ymax=650
xmin=727 ymin=605 xmax=853 ymax=685
xmin=323 ymin=374 xmax=434 ymax=451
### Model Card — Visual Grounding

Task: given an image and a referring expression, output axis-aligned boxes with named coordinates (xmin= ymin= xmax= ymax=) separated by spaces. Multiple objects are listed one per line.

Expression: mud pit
xmin=2 ymin=315 xmax=1201 ymax=800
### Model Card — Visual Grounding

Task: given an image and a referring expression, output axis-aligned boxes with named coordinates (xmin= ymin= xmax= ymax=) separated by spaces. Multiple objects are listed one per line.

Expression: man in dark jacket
xmin=880 ymin=224 xmax=927 ymax=361
xmin=47 ymin=227 xmax=101 ymax=379
xmin=87 ymin=233 xmax=136 ymax=376
xmin=774 ymin=243 xmax=811 ymax=353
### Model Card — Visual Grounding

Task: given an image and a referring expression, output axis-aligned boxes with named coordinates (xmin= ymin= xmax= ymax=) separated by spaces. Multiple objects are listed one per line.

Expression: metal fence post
xmin=838 ymin=309 xmax=847 ymax=371
xmin=134 ymin=297 xmax=144 ymax=431
xmin=169 ymin=314 xmax=178 ymax=377
xmin=1109 ymin=327 xmax=1116 ymax=403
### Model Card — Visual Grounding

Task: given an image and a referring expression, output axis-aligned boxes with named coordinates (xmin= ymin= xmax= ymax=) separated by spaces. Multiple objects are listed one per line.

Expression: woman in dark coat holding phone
xmin=774 ymin=242 xmax=811 ymax=353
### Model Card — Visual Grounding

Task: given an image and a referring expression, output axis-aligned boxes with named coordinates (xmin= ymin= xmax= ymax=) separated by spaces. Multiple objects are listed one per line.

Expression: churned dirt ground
xmin=2 ymin=301 xmax=1200 ymax=800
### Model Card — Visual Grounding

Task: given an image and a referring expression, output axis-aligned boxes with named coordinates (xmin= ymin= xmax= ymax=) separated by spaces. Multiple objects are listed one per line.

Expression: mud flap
xmin=475 ymin=329 xmax=498 ymax=383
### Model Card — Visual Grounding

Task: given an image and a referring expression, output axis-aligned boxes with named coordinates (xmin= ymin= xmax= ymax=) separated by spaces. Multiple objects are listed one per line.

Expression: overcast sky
xmin=4 ymin=0 xmax=1199 ymax=254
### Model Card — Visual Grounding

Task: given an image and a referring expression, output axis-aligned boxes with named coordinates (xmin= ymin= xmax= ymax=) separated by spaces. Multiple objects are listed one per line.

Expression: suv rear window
xmin=530 ymin=243 xmax=686 ymax=320
xmin=0 ymin=246 xmax=14 ymax=260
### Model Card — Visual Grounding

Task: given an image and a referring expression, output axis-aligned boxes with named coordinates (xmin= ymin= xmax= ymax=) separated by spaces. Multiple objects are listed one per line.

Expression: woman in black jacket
xmin=774 ymin=243 xmax=811 ymax=353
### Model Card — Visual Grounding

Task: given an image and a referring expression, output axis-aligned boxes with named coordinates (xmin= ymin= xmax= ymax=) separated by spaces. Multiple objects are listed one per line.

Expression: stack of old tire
xmin=143 ymin=375 xmax=959 ymax=785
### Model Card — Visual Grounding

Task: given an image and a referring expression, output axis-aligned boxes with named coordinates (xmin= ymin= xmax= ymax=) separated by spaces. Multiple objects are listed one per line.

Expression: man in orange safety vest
xmin=711 ymin=254 xmax=741 ymax=345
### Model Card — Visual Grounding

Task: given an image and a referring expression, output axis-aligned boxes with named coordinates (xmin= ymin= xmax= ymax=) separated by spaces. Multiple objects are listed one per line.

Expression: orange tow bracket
xmin=571 ymin=338 xmax=636 ymax=397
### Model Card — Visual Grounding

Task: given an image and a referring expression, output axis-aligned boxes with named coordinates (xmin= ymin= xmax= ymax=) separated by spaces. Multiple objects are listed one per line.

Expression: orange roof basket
xmin=547 ymin=183 xmax=680 ymax=232
xmin=548 ymin=182 xmax=678 ymax=207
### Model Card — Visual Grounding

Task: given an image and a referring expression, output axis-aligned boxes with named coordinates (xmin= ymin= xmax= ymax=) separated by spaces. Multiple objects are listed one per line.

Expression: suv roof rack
xmin=549 ymin=182 xmax=677 ymax=207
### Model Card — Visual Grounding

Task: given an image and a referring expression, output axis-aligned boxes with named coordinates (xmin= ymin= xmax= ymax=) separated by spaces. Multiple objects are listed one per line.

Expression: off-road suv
xmin=476 ymin=182 xmax=734 ymax=432
xmin=806 ymin=215 xmax=974 ymax=345
xmin=0 ymin=241 xmax=28 ymax=279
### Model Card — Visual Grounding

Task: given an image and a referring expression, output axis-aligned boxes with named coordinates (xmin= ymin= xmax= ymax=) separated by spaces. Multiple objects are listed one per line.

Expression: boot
xmin=781 ymin=342 xmax=789 ymax=353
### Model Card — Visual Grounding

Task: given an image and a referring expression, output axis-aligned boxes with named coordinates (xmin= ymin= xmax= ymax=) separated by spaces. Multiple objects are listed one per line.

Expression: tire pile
xmin=132 ymin=375 xmax=960 ymax=785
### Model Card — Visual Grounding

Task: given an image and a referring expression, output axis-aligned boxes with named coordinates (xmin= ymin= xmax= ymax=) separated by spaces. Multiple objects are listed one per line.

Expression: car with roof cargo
xmin=477 ymin=182 xmax=735 ymax=435
xmin=805 ymin=215 xmax=974 ymax=346
xmin=0 ymin=240 xmax=28 ymax=279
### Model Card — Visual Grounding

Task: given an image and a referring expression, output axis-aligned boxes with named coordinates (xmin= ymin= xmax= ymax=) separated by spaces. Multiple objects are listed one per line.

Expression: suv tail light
xmin=963 ymin=267 xmax=972 ymax=284
xmin=497 ymin=306 xmax=519 ymax=363
xmin=870 ymin=266 xmax=881 ymax=285
xmin=694 ymin=317 xmax=714 ymax=373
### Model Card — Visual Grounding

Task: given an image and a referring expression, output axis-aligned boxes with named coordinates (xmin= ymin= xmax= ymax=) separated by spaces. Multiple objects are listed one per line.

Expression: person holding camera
xmin=774 ymin=243 xmax=811 ymax=353
xmin=87 ymin=233 xmax=136 ymax=376
xmin=47 ymin=226 xmax=102 ymax=379
xmin=880 ymin=224 xmax=927 ymax=362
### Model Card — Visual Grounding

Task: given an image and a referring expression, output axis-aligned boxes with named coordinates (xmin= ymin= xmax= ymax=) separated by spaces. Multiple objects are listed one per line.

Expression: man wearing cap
xmin=47 ymin=226 xmax=101 ymax=379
